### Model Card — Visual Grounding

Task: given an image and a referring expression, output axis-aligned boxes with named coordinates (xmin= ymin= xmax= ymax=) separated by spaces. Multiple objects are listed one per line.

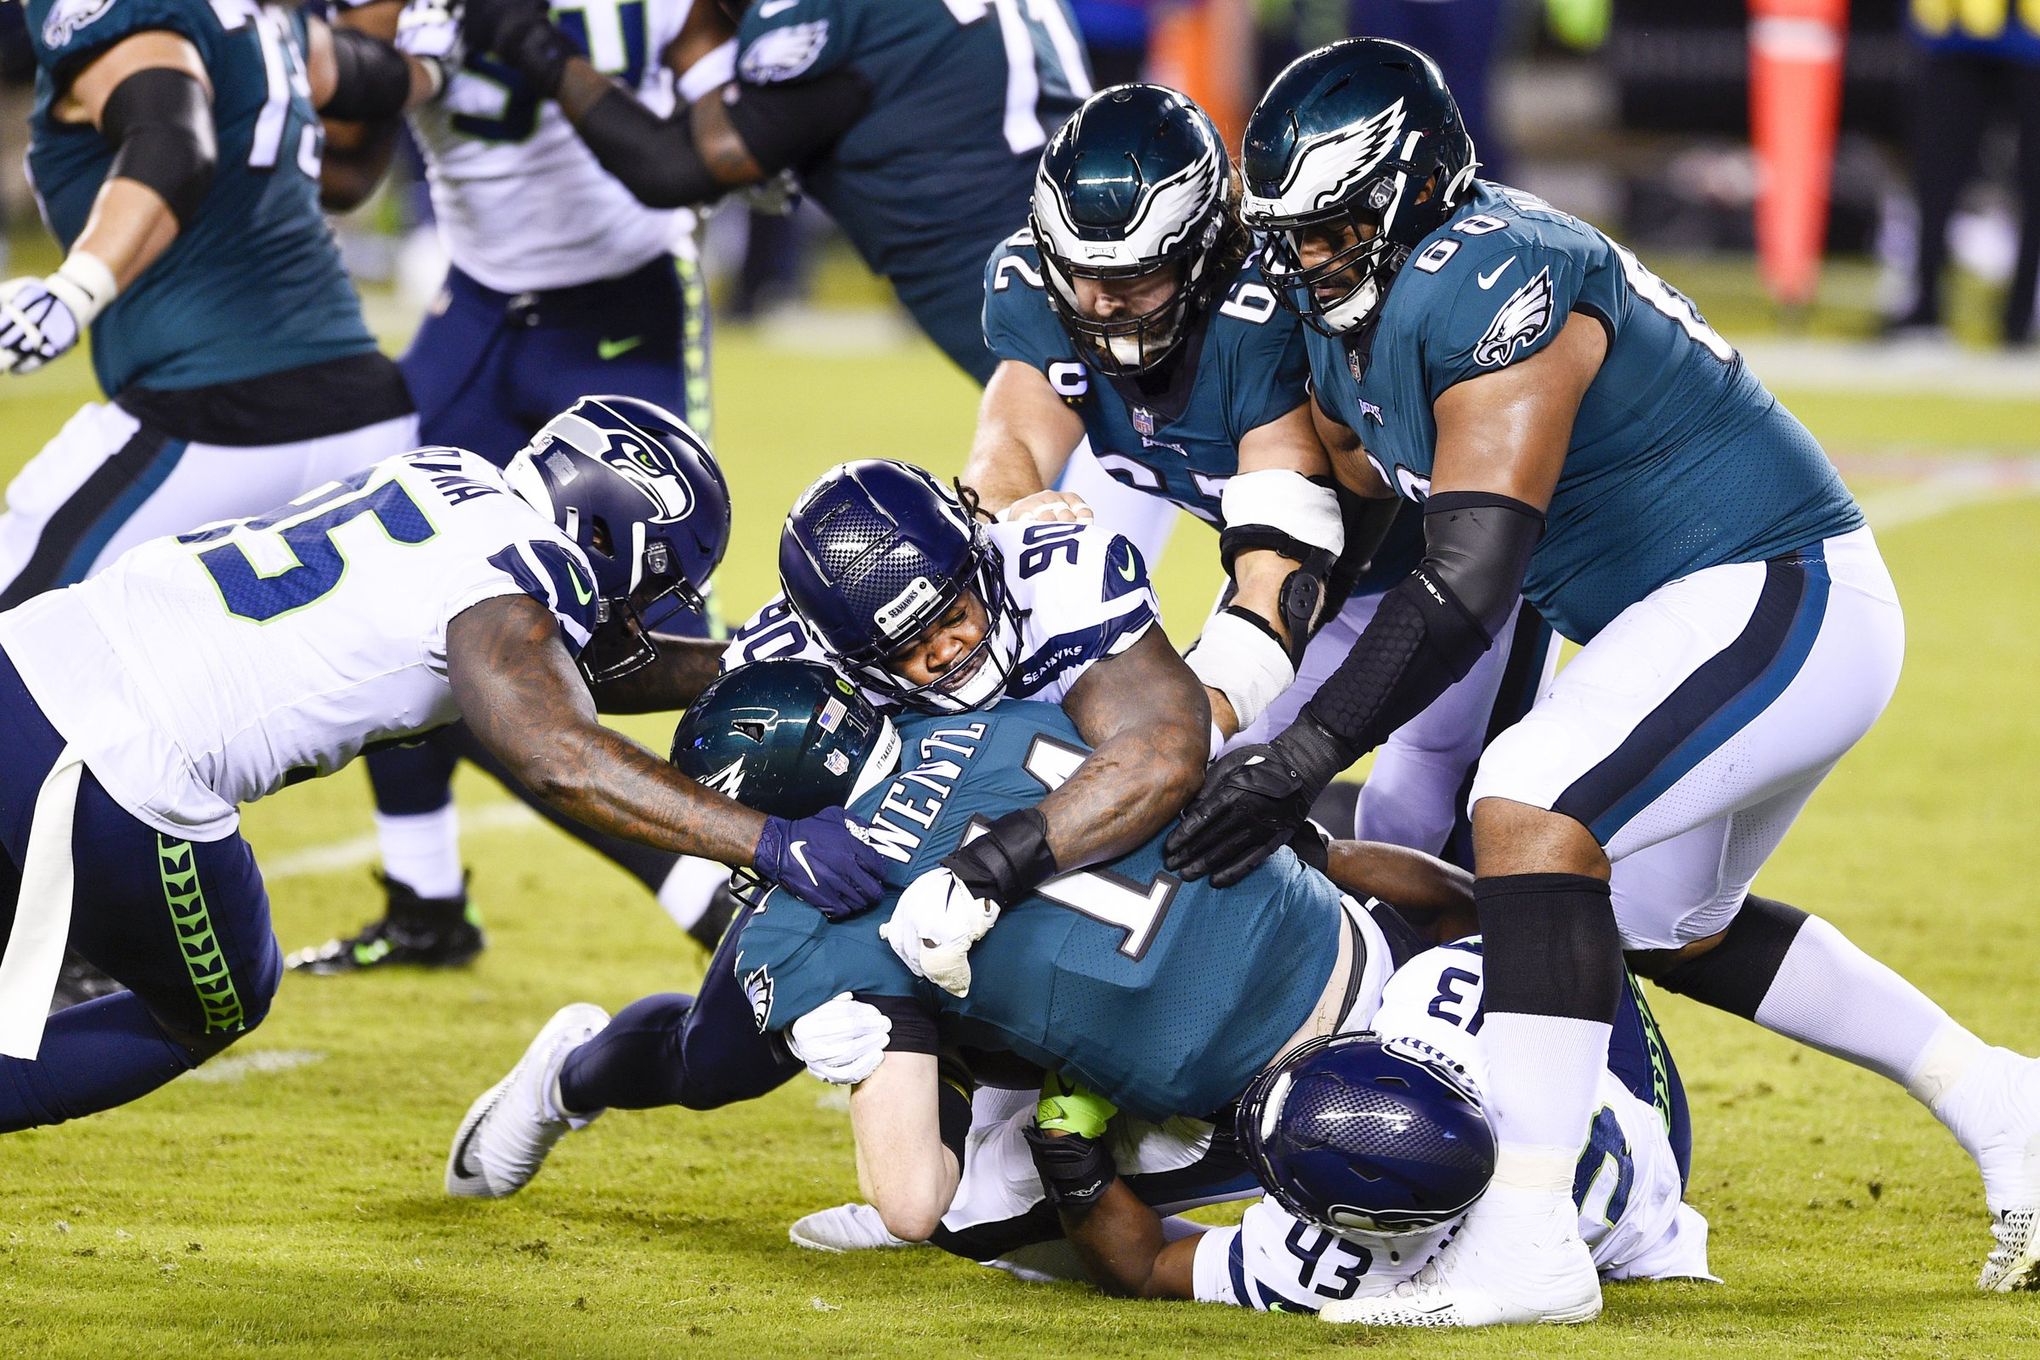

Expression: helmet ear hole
xmin=589 ymin=517 xmax=615 ymax=558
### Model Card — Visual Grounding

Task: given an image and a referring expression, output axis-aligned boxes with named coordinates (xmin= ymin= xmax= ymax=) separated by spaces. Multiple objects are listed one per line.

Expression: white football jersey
xmin=1190 ymin=944 xmax=1713 ymax=1312
xmin=407 ymin=0 xmax=696 ymax=292
xmin=0 ymin=450 xmax=598 ymax=841
xmin=722 ymin=520 xmax=1160 ymax=709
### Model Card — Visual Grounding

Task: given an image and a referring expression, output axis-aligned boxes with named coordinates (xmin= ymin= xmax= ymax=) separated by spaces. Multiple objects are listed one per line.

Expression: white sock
xmin=1479 ymin=1013 xmax=1612 ymax=1194
xmin=373 ymin=805 xmax=464 ymax=900
xmin=656 ymin=855 xmax=733 ymax=932
xmin=1753 ymin=914 xmax=1974 ymax=1088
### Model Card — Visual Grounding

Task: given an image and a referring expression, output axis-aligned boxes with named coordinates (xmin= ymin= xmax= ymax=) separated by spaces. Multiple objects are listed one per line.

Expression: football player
xmin=965 ymin=81 xmax=1555 ymax=860
xmin=441 ymin=661 xmax=1467 ymax=1230
xmin=1163 ymin=38 xmax=2040 ymax=1318
xmin=1024 ymin=958 xmax=1712 ymax=1313
xmin=0 ymin=400 xmax=883 ymax=1133
xmin=288 ymin=0 xmax=737 ymax=974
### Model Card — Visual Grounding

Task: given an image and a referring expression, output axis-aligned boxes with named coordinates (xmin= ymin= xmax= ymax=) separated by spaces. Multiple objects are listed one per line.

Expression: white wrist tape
xmin=49 ymin=251 xmax=118 ymax=328
xmin=678 ymin=38 xmax=737 ymax=103
xmin=1186 ymin=609 xmax=1295 ymax=733
xmin=1220 ymin=468 xmax=1345 ymax=557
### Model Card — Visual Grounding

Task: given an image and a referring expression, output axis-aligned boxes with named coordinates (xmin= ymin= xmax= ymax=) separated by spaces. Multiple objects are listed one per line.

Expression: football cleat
xmin=788 ymin=1202 xmax=912 ymax=1253
xmin=446 ymin=1003 xmax=608 ymax=1198
xmin=1940 ymin=1047 xmax=2040 ymax=1291
xmin=287 ymin=871 xmax=484 ymax=974
xmin=1318 ymin=1188 xmax=1601 ymax=1328
xmin=47 ymin=950 xmax=123 ymax=1012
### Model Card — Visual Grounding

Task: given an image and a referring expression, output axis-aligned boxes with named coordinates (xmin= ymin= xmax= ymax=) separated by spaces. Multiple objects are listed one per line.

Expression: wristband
xmin=942 ymin=807 xmax=1056 ymax=906
xmin=677 ymin=37 xmax=735 ymax=103
xmin=49 ymin=252 xmax=118 ymax=329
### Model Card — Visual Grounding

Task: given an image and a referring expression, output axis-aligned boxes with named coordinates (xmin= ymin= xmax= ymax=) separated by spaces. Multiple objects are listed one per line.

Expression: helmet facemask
xmin=842 ymin=544 xmax=1022 ymax=714
xmin=1036 ymin=211 xmax=1222 ymax=376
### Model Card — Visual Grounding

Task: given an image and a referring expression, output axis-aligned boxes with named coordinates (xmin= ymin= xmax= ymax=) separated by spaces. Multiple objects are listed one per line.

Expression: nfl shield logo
xmin=1132 ymin=407 xmax=1155 ymax=437
xmin=1360 ymin=400 xmax=1385 ymax=425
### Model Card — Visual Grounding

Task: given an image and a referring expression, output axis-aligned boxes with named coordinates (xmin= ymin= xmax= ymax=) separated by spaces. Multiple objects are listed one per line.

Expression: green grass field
xmin=2 ymin=255 xmax=2039 ymax=1358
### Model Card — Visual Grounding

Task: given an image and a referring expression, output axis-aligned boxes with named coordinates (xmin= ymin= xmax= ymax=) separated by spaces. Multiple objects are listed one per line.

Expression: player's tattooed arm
xmin=447 ymin=595 xmax=765 ymax=865
xmin=1048 ymin=628 xmax=1211 ymax=870
xmin=960 ymin=361 xmax=1086 ymax=517
xmin=849 ymin=1050 xmax=960 ymax=1242
xmin=583 ymin=637 xmax=725 ymax=715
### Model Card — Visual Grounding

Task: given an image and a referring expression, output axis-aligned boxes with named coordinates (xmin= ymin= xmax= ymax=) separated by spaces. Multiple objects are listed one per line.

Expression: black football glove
xmin=461 ymin=0 xmax=574 ymax=94
xmin=1163 ymin=710 xmax=1350 ymax=887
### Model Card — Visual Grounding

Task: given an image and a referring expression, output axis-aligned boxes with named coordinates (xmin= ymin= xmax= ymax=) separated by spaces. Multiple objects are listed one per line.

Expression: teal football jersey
xmin=1307 ymin=182 xmax=1864 ymax=642
xmin=733 ymin=699 xmax=1343 ymax=1121
xmin=27 ymin=0 xmax=377 ymax=395
xmin=734 ymin=0 xmax=1089 ymax=378
xmin=982 ymin=233 xmax=1310 ymax=526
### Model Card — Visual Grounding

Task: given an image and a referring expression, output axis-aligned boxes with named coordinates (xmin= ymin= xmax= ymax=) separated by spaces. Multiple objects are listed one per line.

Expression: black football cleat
xmin=287 ymin=871 xmax=484 ymax=974
xmin=47 ymin=950 xmax=124 ymax=1013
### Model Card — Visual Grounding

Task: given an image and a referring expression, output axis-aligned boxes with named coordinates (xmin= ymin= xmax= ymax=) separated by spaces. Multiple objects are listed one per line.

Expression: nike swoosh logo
xmin=451 ymin=1089 xmax=500 ymax=1183
xmin=1476 ymin=256 xmax=1516 ymax=290
xmin=567 ymin=561 xmax=592 ymax=605
xmin=759 ymin=0 xmax=798 ymax=15
xmin=788 ymin=840 xmax=814 ymax=882
xmin=596 ymin=336 xmax=644 ymax=361
xmin=1115 ymin=552 xmax=1136 ymax=582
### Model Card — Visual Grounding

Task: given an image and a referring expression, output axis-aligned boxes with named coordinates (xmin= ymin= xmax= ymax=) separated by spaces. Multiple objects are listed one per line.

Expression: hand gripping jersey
xmin=0 ymin=450 xmax=598 ymax=840
xmin=733 ymin=0 xmax=1090 ymax=378
xmin=1307 ymin=181 xmax=1864 ymax=642
xmin=1191 ymin=942 xmax=1714 ymax=1312
xmin=403 ymin=0 xmax=695 ymax=292
xmin=732 ymin=698 xmax=1349 ymax=1122
xmin=25 ymin=0 xmax=380 ymax=394
xmin=981 ymin=232 xmax=1309 ymax=527
xmin=722 ymin=519 xmax=1158 ymax=709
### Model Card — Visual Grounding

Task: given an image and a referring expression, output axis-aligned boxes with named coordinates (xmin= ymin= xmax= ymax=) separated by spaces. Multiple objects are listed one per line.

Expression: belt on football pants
xmin=0 ymin=745 xmax=84 ymax=1059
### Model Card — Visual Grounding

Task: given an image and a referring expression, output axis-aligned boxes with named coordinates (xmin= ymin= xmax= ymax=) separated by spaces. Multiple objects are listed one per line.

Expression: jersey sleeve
xmin=735 ymin=0 xmax=851 ymax=85
xmin=980 ymin=234 xmax=1065 ymax=371
xmin=731 ymin=891 xmax=924 ymax=1035
xmin=997 ymin=522 xmax=1158 ymax=702
xmin=1368 ymin=941 xmax=1490 ymax=1076
xmin=1216 ymin=273 xmax=1312 ymax=442
xmin=721 ymin=594 xmax=827 ymax=671
xmin=1415 ymin=233 xmax=1589 ymax=397
xmin=34 ymin=0 xmax=225 ymax=87
xmin=475 ymin=536 xmax=601 ymax=656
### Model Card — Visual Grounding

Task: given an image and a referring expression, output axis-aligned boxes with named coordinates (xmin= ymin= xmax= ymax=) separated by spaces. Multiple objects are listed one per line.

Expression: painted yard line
xmin=261 ymin=801 xmax=542 ymax=882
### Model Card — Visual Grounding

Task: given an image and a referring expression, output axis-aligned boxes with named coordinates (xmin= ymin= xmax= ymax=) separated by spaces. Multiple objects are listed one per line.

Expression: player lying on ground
xmin=1022 ymin=954 xmax=1711 ymax=1316
xmin=0 ymin=400 xmax=882 ymax=1131
xmin=442 ymin=660 xmax=1468 ymax=1233
xmin=1161 ymin=38 xmax=2040 ymax=1315
xmin=963 ymin=82 xmax=1554 ymax=861
xmin=725 ymin=458 xmax=1212 ymax=992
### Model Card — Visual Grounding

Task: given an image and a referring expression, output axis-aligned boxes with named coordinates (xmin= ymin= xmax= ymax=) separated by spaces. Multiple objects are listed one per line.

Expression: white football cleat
xmin=1319 ymin=1189 xmax=1602 ymax=1327
xmin=789 ymin=1202 xmax=913 ymax=1253
xmin=446 ymin=1003 xmax=608 ymax=1199
xmin=1942 ymin=1047 xmax=2040 ymax=1291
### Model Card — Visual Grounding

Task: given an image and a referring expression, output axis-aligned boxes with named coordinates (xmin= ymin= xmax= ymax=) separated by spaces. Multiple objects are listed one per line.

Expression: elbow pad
xmin=102 ymin=67 xmax=216 ymax=228
xmin=323 ymin=27 xmax=416 ymax=121
xmin=723 ymin=67 xmax=872 ymax=173
xmin=578 ymin=88 xmax=717 ymax=208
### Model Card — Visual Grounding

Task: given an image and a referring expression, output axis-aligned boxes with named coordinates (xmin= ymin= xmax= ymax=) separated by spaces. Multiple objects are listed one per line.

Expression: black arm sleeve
xmin=576 ymin=88 xmax=718 ymax=208
xmin=722 ymin=68 xmax=872 ymax=174
xmin=1300 ymin=491 xmax=1544 ymax=757
xmin=321 ymin=27 xmax=414 ymax=121
xmin=101 ymin=67 xmax=216 ymax=228
xmin=859 ymin=993 xmax=938 ymax=1055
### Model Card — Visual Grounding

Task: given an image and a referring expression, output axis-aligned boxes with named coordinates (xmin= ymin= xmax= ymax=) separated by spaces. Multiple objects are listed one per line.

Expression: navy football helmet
xmin=670 ymin=659 xmax=902 ymax=820
xmin=1240 ymin=39 xmax=1478 ymax=336
xmin=1030 ymin=83 xmax=1235 ymax=375
xmin=1237 ymin=1031 xmax=1496 ymax=1237
xmin=778 ymin=460 xmax=1020 ymax=714
xmin=504 ymin=396 xmax=732 ymax=683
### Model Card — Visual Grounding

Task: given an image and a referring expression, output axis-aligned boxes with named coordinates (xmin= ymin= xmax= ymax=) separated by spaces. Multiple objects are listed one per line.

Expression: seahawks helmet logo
xmin=546 ymin=410 xmax=698 ymax=522
xmin=43 ymin=0 xmax=115 ymax=46
xmin=1473 ymin=267 xmax=1554 ymax=368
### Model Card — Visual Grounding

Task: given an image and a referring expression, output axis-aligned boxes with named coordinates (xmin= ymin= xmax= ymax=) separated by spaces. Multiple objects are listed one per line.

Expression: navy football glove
xmin=754 ymin=806 xmax=886 ymax=920
xmin=460 ymin=0 xmax=572 ymax=93
xmin=1164 ymin=711 xmax=1349 ymax=887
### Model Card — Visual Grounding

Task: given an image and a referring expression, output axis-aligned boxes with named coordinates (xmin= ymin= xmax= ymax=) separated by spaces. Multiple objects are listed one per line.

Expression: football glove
xmin=459 ymin=0 xmax=572 ymax=93
xmin=395 ymin=0 xmax=463 ymax=94
xmin=787 ymin=992 xmax=891 ymax=1085
xmin=879 ymin=865 xmax=999 ymax=997
xmin=0 ymin=254 xmax=115 ymax=376
xmin=753 ymin=806 xmax=886 ymax=921
xmin=1164 ymin=710 xmax=1350 ymax=887
xmin=1025 ymin=1077 xmax=1118 ymax=1213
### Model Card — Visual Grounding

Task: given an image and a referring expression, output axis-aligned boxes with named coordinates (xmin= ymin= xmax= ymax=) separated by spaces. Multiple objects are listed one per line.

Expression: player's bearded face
xmin=887 ymin=590 xmax=991 ymax=691
xmin=1071 ymin=266 xmax=1185 ymax=366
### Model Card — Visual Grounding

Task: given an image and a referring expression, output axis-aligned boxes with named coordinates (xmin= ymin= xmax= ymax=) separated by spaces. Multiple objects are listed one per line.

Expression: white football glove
xmin=786 ymin=992 xmax=891 ymax=1085
xmin=879 ymin=866 xmax=1000 ymax=997
xmin=0 ymin=254 xmax=115 ymax=376
xmin=395 ymin=0 xmax=463 ymax=92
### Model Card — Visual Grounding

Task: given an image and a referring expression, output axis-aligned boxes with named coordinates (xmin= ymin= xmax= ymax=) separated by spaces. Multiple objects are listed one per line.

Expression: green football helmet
xmin=1029 ymin=83 xmax=1233 ymax=375
xmin=1240 ymin=39 xmax=1478 ymax=336
xmin=670 ymin=659 xmax=901 ymax=820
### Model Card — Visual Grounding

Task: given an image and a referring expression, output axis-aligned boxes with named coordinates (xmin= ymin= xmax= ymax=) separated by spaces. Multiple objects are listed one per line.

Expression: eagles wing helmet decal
xmin=700 ymin=757 xmax=746 ymax=799
xmin=1249 ymin=97 xmax=1408 ymax=218
xmin=1473 ymin=267 xmax=1554 ymax=368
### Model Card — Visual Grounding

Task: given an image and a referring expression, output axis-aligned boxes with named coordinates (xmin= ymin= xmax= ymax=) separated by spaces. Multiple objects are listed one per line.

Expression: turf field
xmin=2 ymin=250 xmax=2039 ymax=1358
